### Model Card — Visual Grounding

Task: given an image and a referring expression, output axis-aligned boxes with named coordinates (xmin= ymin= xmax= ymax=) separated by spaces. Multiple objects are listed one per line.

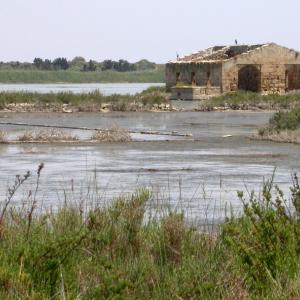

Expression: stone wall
xmin=171 ymin=86 xmax=221 ymax=100
xmin=222 ymin=44 xmax=300 ymax=94
xmin=167 ymin=44 xmax=300 ymax=98
xmin=166 ymin=62 xmax=222 ymax=92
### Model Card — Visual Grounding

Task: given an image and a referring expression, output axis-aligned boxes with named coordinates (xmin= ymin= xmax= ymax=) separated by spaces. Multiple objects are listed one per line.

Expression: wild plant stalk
xmin=26 ymin=163 xmax=44 ymax=238
xmin=0 ymin=170 xmax=31 ymax=227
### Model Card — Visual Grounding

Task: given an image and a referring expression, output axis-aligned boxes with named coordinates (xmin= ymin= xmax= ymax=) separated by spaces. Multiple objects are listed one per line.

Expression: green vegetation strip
xmin=1 ymin=167 xmax=300 ymax=298
xmin=256 ymin=106 xmax=300 ymax=143
xmin=0 ymin=86 xmax=168 ymax=112
xmin=207 ymin=91 xmax=300 ymax=110
xmin=0 ymin=68 xmax=165 ymax=84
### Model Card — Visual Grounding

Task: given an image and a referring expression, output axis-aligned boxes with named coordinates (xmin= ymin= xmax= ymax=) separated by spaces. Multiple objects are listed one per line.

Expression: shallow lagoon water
xmin=0 ymin=110 xmax=300 ymax=225
xmin=0 ymin=83 xmax=164 ymax=95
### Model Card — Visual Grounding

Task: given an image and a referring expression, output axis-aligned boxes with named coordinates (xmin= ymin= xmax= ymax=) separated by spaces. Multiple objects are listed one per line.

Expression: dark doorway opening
xmin=176 ymin=72 xmax=180 ymax=84
xmin=285 ymin=66 xmax=300 ymax=91
xmin=191 ymin=72 xmax=196 ymax=85
xmin=238 ymin=65 xmax=261 ymax=92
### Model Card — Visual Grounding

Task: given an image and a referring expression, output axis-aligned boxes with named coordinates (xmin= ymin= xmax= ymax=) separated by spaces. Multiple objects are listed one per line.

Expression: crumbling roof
xmin=170 ymin=44 xmax=268 ymax=63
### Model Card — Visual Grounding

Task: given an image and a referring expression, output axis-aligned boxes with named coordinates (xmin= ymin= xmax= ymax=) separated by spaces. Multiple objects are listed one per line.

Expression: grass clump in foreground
xmin=17 ymin=129 xmax=78 ymax=142
xmin=257 ymin=106 xmax=300 ymax=143
xmin=207 ymin=91 xmax=300 ymax=110
xmin=1 ymin=166 xmax=300 ymax=298
xmin=91 ymin=126 xmax=132 ymax=142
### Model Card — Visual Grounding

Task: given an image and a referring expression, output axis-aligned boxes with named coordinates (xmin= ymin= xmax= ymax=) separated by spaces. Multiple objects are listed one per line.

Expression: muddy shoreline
xmin=0 ymin=102 xmax=278 ymax=114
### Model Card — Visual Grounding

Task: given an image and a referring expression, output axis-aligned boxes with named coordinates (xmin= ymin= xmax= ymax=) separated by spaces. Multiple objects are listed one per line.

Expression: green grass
xmin=1 ymin=166 xmax=300 ymax=298
xmin=268 ymin=106 xmax=300 ymax=132
xmin=0 ymin=86 xmax=168 ymax=111
xmin=0 ymin=67 xmax=165 ymax=84
xmin=208 ymin=91 xmax=300 ymax=110
xmin=256 ymin=106 xmax=300 ymax=143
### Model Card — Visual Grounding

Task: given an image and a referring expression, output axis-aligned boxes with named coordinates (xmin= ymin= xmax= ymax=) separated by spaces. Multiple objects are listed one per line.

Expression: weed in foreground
xmin=222 ymin=173 xmax=300 ymax=297
xmin=1 ymin=166 xmax=300 ymax=298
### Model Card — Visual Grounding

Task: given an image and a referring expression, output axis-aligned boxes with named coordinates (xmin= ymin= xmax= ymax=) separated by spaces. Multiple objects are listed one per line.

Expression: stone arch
xmin=238 ymin=65 xmax=261 ymax=92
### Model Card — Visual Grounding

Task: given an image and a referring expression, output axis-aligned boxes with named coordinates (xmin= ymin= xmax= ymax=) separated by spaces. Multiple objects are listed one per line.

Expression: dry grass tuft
xmin=0 ymin=129 xmax=8 ymax=143
xmin=17 ymin=129 xmax=78 ymax=142
xmin=91 ymin=126 xmax=132 ymax=142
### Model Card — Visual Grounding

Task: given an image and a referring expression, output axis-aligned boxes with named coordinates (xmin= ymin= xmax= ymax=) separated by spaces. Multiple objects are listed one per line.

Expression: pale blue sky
xmin=1 ymin=0 xmax=299 ymax=63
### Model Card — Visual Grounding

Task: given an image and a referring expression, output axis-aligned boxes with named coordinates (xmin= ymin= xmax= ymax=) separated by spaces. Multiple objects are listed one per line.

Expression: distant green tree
xmin=101 ymin=59 xmax=136 ymax=72
xmin=135 ymin=59 xmax=156 ymax=70
xmin=53 ymin=57 xmax=69 ymax=70
xmin=33 ymin=58 xmax=44 ymax=69
xmin=102 ymin=60 xmax=114 ymax=71
xmin=43 ymin=59 xmax=52 ymax=70
xmin=88 ymin=60 xmax=97 ymax=71
xmin=70 ymin=56 xmax=86 ymax=71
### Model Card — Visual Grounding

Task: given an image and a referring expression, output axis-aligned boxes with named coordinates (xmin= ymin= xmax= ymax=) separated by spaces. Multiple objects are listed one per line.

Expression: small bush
xmin=256 ymin=106 xmax=300 ymax=143
xmin=222 ymin=173 xmax=300 ymax=296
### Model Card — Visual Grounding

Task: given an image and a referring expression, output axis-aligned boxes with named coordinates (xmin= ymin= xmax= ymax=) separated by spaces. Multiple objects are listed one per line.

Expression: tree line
xmin=0 ymin=57 xmax=157 ymax=72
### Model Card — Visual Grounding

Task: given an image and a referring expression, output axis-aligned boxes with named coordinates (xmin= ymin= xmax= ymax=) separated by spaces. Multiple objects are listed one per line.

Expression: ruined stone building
xmin=166 ymin=43 xmax=300 ymax=100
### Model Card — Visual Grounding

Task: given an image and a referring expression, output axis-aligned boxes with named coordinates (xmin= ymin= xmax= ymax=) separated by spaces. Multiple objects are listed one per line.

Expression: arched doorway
xmin=238 ymin=65 xmax=261 ymax=92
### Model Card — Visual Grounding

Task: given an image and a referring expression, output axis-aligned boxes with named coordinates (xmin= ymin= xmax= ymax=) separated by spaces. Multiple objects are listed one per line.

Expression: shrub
xmin=222 ymin=173 xmax=300 ymax=296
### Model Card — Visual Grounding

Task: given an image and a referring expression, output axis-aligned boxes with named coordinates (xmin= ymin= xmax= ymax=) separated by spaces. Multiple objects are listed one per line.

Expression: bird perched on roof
xmin=235 ymin=39 xmax=238 ymax=45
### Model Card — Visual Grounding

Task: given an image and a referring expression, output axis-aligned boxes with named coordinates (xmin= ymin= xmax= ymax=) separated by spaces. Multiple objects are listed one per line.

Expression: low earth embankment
xmin=2 ymin=89 xmax=300 ymax=114
xmin=0 ymin=165 xmax=300 ymax=299
xmin=0 ymin=86 xmax=171 ymax=113
xmin=254 ymin=106 xmax=300 ymax=144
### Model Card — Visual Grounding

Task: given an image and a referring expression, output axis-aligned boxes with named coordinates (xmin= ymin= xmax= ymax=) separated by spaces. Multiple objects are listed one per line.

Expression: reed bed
xmin=0 ymin=86 xmax=168 ymax=112
xmin=0 ymin=165 xmax=300 ymax=299
xmin=0 ymin=68 xmax=165 ymax=84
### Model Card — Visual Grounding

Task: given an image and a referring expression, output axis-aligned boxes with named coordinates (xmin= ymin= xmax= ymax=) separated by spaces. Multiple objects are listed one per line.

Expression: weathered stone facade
xmin=166 ymin=43 xmax=300 ymax=100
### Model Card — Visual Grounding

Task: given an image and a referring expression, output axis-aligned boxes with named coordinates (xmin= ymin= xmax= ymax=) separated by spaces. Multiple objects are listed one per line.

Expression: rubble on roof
xmin=171 ymin=44 xmax=266 ymax=63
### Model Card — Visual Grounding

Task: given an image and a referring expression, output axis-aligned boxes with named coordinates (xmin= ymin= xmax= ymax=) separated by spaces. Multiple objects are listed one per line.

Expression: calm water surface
xmin=0 ymin=83 xmax=164 ymax=95
xmin=0 ymin=111 xmax=299 ymax=225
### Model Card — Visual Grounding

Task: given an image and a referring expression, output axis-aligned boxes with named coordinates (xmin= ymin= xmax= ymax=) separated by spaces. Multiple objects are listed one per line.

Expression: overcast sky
xmin=1 ymin=0 xmax=299 ymax=63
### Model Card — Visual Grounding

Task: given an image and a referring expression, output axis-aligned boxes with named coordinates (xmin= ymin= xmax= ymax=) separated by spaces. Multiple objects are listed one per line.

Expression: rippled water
xmin=0 ymin=111 xmax=299 ymax=225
